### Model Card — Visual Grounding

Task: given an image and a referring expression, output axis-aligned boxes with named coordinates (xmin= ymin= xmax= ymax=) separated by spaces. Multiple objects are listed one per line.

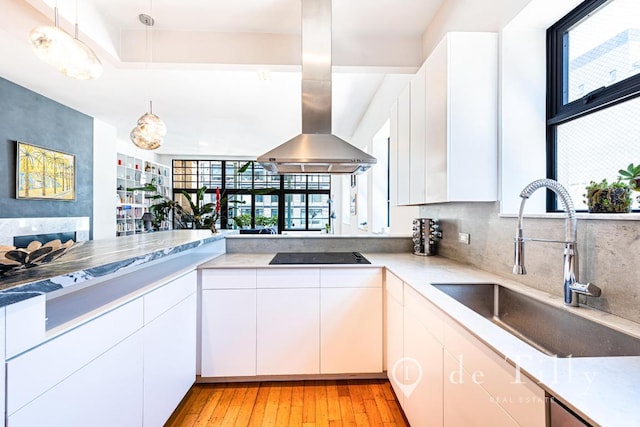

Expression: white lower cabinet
xmin=143 ymin=291 xmax=197 ymax=427
xmin=443 ymin=317 xmax=546 ymax=427
xmin=385 ymin=274 xmax=545 ymax=427
xmin=201 ymin=267 xmax=384 ymax=378
xmin=6 ymin=269 xmax=199 ymax=427
xmin=201 ymin=289 xmax=257 ymax=377
xmin=201 ymin=268 xmax=257 ymax=377
xmin=0 ymin=307 xmax=6 ymax=423
xmin=320 ymin=286 xmax=381 ymax=374
xmin=443 ymin=350 xmax=518 ymax=427
xmin=320 ymin=268 xmax=382 ymax=374
xmin=385 ymin=272 xmax=404 ymax=404
xmin=8 ymin=331 xmax=144 ymax=427
xmin=402 ymin=286 xmax=443 ymax=427
xmin=257 ymin=287 xmax=320 ymax=375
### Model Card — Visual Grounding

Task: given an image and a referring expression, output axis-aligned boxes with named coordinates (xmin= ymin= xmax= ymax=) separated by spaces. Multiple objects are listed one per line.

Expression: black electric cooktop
xmin=269 ymin=252 xmax=371 ymax=265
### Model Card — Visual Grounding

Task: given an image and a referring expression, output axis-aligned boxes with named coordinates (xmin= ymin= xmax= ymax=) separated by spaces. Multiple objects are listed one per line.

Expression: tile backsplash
xmin=419 ymin=202 xmax=640 ymax=324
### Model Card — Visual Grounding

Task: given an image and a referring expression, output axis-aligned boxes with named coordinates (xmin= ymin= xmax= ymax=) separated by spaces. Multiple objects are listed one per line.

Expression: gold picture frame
xmin=16 ymin=141 xmax=76 ymax=200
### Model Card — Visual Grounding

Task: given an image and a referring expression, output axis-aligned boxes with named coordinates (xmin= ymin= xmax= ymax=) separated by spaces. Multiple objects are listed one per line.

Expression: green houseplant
xmin=127 ymin=182 xmax=184 ymax=230
xmin=584 ymin=179 xmax=632 ymax=213
xmin=618 ymin=163 xmax=640 ymax=191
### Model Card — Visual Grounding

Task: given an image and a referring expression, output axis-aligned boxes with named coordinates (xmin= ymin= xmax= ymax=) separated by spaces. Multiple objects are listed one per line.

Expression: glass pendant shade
xmin=29 ymin=24 xmax=102 ymax=80
xmin=130 ymin=108 xmax=167 ymax=150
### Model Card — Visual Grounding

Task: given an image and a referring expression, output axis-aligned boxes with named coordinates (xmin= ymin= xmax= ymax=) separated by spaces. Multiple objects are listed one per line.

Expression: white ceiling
xmin=0 ymin=0 xmax=443 ymax=157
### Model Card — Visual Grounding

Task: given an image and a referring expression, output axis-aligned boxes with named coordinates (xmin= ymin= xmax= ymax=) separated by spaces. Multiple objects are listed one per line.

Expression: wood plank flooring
xmin=165 ymin=379 xmax=409 ymax=427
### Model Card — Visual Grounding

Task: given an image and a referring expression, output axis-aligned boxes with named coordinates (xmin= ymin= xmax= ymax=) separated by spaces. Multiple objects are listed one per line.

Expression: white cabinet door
xmin=143 ymin=293 xmax=197 ymax=427
xmin=424 ymin=38 xmax=448 ymax=204
xmin=389 ymin=100 xmax=399 ymax=206
xmin=397 ymin=85 xmax=411 ymax=206
xmin=385 ymin=273 xmax=404 ymax=405
xmin=320 ymin=286 xmax=382 ymax=374
xmin=201 ymin=289 xmax=257 ymax=377
xmin=403 ymin=301 xmax=443 ymax=427
xmin=443 ymin=317 xmax=545 ymax=427
xmin=424 ymin=32 xmax=498 ymax=203
xmin=257 ymin=288 xmax=320 ymax=375
xmin=7 ymin=299 xmax=143 ymax=416
xmin=320 ymin=268 xmax=383 ymax=374
xmin=8 ymin=332 xmax=144 ymax=427
xmin=201 ymin=268 xmax=257 ymax=378
xmin=0 ymin=307 xmax=6 ymax=422
xmin=443 ymin=350 xmax=518 ymax=427
xmin=410 ymin=62 xmax=427 ymax=204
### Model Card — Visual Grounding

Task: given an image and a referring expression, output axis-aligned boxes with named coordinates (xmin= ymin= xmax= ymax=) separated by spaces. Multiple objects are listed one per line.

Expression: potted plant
xmin=232 ymin=213 xmax=253 ymax=229
xmin=618 ymin=163 xmax=640 ymax=191
xmin=127 ymin=182 xmax=184 ymax=230
xmin=584 ymin=179 xmax=632 ymax=213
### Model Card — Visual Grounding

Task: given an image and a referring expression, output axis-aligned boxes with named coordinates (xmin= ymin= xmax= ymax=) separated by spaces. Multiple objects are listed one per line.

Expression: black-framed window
xmin=172 ymin=160 xmax=331 ymax=232
xmin=547 ymin=0 xmax=640 ymax=211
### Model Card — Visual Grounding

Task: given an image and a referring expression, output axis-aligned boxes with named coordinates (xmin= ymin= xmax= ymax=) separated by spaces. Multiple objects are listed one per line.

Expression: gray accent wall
xmin=0 ymin=77 xmax=94 ymax=238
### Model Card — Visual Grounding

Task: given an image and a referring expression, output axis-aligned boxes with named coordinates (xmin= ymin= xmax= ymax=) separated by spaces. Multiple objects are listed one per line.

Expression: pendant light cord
xmin=74 ymin=0 xmax=79 ymax=39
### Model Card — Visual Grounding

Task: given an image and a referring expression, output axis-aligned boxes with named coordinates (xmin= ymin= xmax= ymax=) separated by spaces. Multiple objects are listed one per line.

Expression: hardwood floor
xmin=165 ymin=379 xmax=409 ymax=427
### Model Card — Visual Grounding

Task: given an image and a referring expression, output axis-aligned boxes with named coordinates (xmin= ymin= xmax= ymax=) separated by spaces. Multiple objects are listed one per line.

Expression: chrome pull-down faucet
xmin=513 ymin=179 xmax=601 ymax=307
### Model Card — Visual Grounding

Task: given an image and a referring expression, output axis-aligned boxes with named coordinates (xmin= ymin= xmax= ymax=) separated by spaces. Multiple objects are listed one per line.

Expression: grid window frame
xmin=546 ymin=0 xmax=640 ymax=211
xmin=172 ymin=160 xmax=331 ymax=231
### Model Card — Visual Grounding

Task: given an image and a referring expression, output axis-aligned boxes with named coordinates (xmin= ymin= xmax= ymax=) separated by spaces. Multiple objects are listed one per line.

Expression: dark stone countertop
xmin=0 ymin=230 xmax=232 ymax=306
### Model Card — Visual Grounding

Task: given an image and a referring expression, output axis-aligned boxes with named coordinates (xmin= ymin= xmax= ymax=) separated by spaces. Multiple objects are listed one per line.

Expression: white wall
xmin=422 ymin=0 xmax=533 ymax=58
xmin=341 ymin=74 xmax=414 ymax=235
xmin=92 ymin=122 xmax=165 ymax=240
xmin=500 ymin=0 xmax=583 ymax=213
xmin=92 ymin=119 xmax=117 ymax=240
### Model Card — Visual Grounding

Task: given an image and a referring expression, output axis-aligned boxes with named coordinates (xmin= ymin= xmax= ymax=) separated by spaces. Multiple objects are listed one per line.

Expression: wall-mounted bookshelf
xmin=116 ymin=153 xmax=171 ymax=236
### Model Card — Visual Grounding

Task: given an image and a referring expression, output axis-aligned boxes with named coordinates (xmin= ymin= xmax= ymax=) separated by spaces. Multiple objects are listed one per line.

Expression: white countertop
xmin=200 ymin=252 xmax=640 ymax=426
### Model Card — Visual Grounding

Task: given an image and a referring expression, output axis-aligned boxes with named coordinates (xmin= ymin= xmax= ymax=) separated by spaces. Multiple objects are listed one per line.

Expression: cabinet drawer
xmin=201 ymin=269 xmax=256 ymax=289
xmin=443 ymin=318 xmax=545 ymax=427
xmin=404 ymin=285 xmax=444 ymax=344
xmin=320 ymin=268 xmax=382 ymax=288
xmin=6 ymin=295 xmax=46 ymax=359
xmin=7 ymin=299 xmax=144 ymax=415
xmin=443 ymin=351 xmax=519 ymax=427
xmin=257 ymin=268 xmax=319 ymax=288
xmin=385 ymin=270 xmax=403 ymax=304
xmin=144 ymin=271 xmax=196 ymax=324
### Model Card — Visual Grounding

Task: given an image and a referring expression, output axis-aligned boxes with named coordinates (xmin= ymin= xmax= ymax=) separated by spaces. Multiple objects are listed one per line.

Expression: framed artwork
xmin=16 ymin=141 xmax=76 ymax=200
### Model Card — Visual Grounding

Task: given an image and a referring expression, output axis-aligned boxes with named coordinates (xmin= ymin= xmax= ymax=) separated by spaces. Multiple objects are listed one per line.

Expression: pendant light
xmin=29 ymin=1 xmax=102 ymax=80
xmin=130 ymin=3 xmax=167 ymax=150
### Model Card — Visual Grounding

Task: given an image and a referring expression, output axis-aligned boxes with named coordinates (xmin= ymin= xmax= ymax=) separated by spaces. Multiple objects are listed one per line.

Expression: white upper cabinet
xmin=389 ymin=100 xmax=399 ymax=206
xmin=410 ymin=62 xmax=427 ymax=204
xmin=424 ymin=32 xmax=498 ymax=203
xmin=392 ymin=32 xmax=498 ymax=205
xmin=397 ymin=85 xmax=411 ymax=206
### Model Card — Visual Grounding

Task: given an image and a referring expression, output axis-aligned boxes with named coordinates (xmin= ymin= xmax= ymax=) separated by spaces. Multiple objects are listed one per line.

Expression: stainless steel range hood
xmin=257 ymin=0 xmax=376 ymax=175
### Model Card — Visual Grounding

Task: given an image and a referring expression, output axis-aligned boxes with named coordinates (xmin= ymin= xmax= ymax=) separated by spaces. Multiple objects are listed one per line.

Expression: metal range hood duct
xmin=257 ymin=0 xmax=376 ymax=175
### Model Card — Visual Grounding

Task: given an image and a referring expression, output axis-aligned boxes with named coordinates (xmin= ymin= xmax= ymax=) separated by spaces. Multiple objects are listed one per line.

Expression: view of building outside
xmin=556 ymin=0 xmax=640 ymax=209
xmin=172 ymin=160 xmax=330 ymax=231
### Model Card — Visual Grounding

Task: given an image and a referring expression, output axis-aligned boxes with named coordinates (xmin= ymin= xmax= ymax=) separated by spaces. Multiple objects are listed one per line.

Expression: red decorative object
xmin=215 ymin=187 xmax=221 ymax=214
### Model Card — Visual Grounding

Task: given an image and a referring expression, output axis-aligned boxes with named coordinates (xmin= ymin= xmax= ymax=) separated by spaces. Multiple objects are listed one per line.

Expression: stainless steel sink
xmin=432 ymin=283 xmax=640 ymax=358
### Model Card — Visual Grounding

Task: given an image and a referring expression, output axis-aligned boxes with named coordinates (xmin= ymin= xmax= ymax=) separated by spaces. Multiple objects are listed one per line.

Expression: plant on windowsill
xmin=583 ymin=178 xmax=632 ymax=213
xmin=618 ymin=163 xmax=640 ymax=191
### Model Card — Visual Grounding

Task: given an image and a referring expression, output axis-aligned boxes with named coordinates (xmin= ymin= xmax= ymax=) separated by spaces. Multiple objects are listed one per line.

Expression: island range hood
xmin=257 ymin=0 xmax=376 ymax=175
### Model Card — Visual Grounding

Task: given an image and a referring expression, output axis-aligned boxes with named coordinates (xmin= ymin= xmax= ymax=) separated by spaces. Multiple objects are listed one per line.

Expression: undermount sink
xmin=432 ymin=283 xmax=640 ymax=358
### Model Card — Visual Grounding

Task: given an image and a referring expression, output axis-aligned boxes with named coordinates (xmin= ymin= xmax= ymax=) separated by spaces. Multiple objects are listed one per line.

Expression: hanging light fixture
xmin=29 ymin=2 xmax=102 ymax=80
xmin=130 ymin=6 xmax=166 ymax=150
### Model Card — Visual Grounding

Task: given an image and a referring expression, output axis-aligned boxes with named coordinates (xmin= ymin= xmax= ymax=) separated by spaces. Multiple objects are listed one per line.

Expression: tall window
xmin=547 ymin=0 xmax=640 ymax=210
xmin=172 ymin=160 xmax=331 ymax=232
